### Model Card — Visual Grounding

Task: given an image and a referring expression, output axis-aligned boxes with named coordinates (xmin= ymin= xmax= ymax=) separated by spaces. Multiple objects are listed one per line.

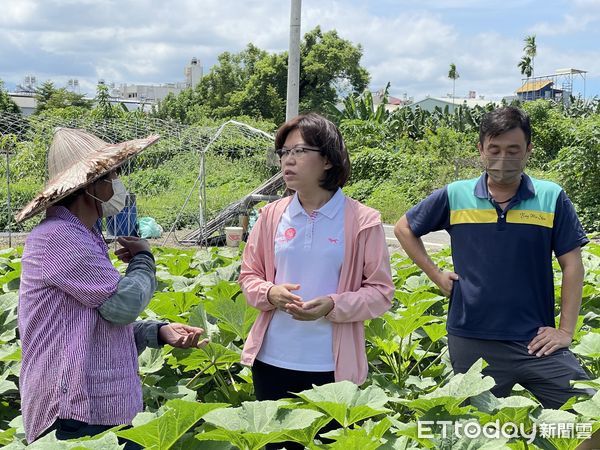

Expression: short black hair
xmin=275 ymin=113 xmax=351 ymax=191
xmin=479 ymin=106 xmax=532 ymax=146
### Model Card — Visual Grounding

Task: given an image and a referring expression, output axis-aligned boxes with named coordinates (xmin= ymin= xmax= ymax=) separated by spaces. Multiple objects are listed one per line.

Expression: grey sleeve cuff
xmin=133 ymin=320 xmax=167 ymax=354
xmin=98 ymin=252 xmax=157 ymax=324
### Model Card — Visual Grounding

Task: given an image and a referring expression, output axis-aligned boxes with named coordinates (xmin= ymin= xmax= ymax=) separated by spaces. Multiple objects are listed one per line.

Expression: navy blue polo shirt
xmin=407 ymin=173 xmax=589 ymax=341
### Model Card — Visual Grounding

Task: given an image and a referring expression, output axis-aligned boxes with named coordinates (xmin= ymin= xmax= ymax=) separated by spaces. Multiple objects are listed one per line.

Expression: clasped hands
xmin=267 ymin=283 xmax=333 ymax=321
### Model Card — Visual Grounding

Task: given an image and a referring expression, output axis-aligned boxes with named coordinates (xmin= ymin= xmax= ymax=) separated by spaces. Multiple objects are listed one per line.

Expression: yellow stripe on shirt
xmin=450 ymin=209 xmax=498 ymax=225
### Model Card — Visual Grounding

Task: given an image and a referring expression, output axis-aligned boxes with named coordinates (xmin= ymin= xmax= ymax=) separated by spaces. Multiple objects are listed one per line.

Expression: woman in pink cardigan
xmin=239 ymin=113 xmax=394 ymax=409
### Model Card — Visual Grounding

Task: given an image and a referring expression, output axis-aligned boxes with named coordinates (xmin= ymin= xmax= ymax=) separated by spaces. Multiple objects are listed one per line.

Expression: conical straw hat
xmin=15 ymin=128 xmax=159 ymax=223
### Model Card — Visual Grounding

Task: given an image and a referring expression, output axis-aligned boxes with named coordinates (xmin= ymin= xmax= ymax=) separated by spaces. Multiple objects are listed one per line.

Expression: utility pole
xmin=286 ymin=0 xmax=301 ymax=121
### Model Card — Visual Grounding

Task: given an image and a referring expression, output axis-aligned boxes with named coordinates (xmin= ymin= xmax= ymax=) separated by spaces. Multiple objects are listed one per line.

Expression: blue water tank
xmin=106 ymin=194 xmax=138 ymax=237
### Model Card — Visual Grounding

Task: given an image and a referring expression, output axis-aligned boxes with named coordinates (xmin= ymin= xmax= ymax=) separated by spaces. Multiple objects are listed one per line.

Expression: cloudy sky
xmin=1 ymin=0 xmax=599 ymax=101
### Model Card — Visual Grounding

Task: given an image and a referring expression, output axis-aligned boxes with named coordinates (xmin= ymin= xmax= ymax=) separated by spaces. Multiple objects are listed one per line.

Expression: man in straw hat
xmin=16 ymin=128 xmax=209 ymax=446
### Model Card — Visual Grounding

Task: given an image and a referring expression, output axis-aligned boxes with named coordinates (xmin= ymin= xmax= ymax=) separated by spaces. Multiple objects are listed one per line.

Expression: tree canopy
xmin=0 ymin=80 xmax=20 ymax=114
xmin=34 ymin=81 xmax=92 ymax=114
xmin=154 ymin=27 xmax=370 ymax=124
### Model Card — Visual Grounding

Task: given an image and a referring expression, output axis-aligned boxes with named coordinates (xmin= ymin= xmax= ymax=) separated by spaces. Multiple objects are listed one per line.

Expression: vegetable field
xmin=0 ymin=244 xmax=599 ymax=449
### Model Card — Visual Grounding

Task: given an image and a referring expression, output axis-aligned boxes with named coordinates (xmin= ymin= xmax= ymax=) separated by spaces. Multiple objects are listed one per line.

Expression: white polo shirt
xmin=256 ymin=188 xmax=346 ymax=371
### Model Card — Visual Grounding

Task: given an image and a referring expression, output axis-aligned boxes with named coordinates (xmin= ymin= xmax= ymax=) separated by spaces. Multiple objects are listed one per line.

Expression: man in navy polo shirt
xmin=394 ymin=107 xmax=596 ymax=416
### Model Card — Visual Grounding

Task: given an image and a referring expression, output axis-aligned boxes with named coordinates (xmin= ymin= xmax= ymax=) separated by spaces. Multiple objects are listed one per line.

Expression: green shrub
xmin=10 ymin=138 xmax=48 ymax=181
xmin=343 ymin=179 xmax=379 ymax=202
xmin=350 ymin=148 xmax=400 ymax=183
xmin=523 ymin=100 xmax=575 ymax=168
xmin=365 ymin=181 xmax=412 ymax=223
xmin=125 ymin=168 xmax=173 ymax=196
xmin=133 ymin=151 xmax=267 ymax=231
xmin=340 ymin=119 xmax=389 ymax=151
xmin=552 ymin=115 xmax=600 ymax=231
xmin=0 ymin=177 xmax=43 ymax=231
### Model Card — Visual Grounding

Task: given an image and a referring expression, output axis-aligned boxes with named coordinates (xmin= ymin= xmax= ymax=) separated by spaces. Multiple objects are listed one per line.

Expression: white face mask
xmin=87 ymin=178 xmax=128 ymax=217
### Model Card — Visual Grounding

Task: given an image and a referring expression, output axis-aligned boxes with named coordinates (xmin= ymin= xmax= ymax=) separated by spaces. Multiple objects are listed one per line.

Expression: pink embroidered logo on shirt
xmin=328 ymin=238 xmax=339 ymax=244
xmin=284 ymin=228 xmax=297 ymax=240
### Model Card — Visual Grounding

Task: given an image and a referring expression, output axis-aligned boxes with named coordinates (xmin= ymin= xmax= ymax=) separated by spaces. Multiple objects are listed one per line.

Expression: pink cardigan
xmin=239 ymin=195 xmax=394 ymax=384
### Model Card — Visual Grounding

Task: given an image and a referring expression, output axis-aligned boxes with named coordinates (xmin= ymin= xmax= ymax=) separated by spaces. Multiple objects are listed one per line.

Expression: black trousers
xmin=448 ymin=334 xmax=595 ymax=409
xmin=252 ymin=359 xmax=336 ymax=450
xmin=39 ymin=418 xmax=141 ymax=449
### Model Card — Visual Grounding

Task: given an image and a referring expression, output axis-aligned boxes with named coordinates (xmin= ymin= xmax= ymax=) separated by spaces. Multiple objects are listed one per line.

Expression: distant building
xmin=110 ymin=57 xmax=203 ymax=103
xmin=8 ymin=93 xmax=36 ymax=116
xmin=516 ymin=80 xmax=562 ymax=101
xmin=409 ymin=96 xmax=497 ymax=113
xmin=8 ymin=91 xmax=153 ymax=115
xmin=7 ymin=58 xmax=203 ymax=114
xmin=372 ymin=90 xmax=413 ymax=112
xmin=515 ymin=68 xmax=586 ymax=103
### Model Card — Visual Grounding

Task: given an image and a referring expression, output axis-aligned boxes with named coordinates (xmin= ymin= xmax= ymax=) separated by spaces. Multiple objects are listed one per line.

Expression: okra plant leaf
xmin=117 ymin=399 xmax=227 ymax=449
xmin=197 ymin=400 xmax=323 ymax=450
xmin=295 ymin=381 xmax=391 ymax=428
xmin=572 ymin=332 xmax=600 ymax=359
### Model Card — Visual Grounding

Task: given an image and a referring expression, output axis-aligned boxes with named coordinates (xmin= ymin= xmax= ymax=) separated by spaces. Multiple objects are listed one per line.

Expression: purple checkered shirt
xmin=18 ymin=207 xmax=142 ymax=443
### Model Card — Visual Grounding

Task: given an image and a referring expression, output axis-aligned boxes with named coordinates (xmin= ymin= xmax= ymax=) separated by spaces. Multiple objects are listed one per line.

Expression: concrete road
xmin=383 ymin=224 xmax=450 ymax=252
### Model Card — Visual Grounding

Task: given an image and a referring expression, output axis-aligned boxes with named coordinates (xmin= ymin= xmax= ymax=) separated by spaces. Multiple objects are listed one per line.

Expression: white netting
xmin=0 ymin=112 xmax=282 ymax=246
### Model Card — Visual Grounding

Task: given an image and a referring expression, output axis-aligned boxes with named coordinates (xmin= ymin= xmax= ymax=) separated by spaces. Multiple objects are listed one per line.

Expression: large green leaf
xmin=0 ymin=270 xmax=20 ymax=294
xmin=402 ymin=359 xmax=496 ymax=413
xmin=572 ymin=391 xmax=600 ymax=418
xmin=321 ymin=426 xmax=385 ymax=450
xmin=143 ymin=382 xmax=197 ymax=406
xmin=169 ymin=342 xmax=240 ymax=373
xmin=572 ymin=377 xmax=600 ymax=390
xmin=571 ymin=332 xmax=600 ymax=358
xmin=384 ymin=298 xmax=441 ymax=338
xmin=531 ymin=408 xmax=594 ymax=450
xmin=0 ymin=373 xmax=17 ymax=395
xmin=388 ymin=419 xmax=435 ymax=448
xmin=0 ymin=343 xmax=21 ymax=362
xmin=147 ymin=292 xmax=203 ymax=322
xmin=204 ymin=281 xmax=257 ymax=340
xmin=0 ymin=428 xmax=16 ymax=446
xmin=450 ymin=435 xmax=510 ymax=449
xmin=155 ymin=271 xmax=204 ymax=292
xmin=170 ymin=432 xmax=234 ymax=450
xmin=116 ymin=399 xmax=227 ymax=449
xmin=395 ymin=291 xmax=443 ymax=307
xmin=421 ymin=322 xmax=447 ymax=343
xmin=365 ymin=317 xmax=399 ymax=355
xmin=0 ymin=292 xmax=18 ymax=343
xmin=294 ymin=381 xmax=391 ymax=427
xmin=478 ymin=395 xmax=538 ymax=428
xmin=138 ymin=347 xmax=165 ymax=375
xmin=188 ymin=303 xmax=220 ymax=339
xmin=156 ymin=253 xmax=199 ymax=277
xmin=18 ymin=431 xmax=124 ymax=449
xmin=281 ymin=413 xmax=332 ymax=447
xmin=197 ymin=400 xmax=323 ymax=450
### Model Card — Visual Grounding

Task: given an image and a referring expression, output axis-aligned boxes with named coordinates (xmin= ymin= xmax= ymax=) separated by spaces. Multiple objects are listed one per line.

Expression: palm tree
xmin=518 ymin=55 xmax=533 ymax=79
xmin=448 ymin=63 xmax=459 ymax=105
xmin=523 ymin=35 xmax=537 ymax=79
xmin=518 ymin=55 xmax=533 ymax=100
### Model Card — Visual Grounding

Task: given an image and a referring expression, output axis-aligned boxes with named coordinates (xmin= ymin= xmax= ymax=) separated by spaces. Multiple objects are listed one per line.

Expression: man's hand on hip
xmin=433 ymin=270 xmax=459 ymax=297
xmin=528 ymin=327 xmax=572 ymax=357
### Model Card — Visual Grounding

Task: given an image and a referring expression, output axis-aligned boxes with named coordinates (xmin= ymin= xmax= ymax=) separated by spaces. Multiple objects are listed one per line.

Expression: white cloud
xmin=531 ymin=14 xmax=598 ymax=36
xmin=0 ymin=0 xmax=597 ymax=100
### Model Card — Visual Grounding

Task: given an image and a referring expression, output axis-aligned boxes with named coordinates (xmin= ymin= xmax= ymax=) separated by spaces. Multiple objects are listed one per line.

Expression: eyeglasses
xmin=275 ymin=145 xmax=321 ymax=160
